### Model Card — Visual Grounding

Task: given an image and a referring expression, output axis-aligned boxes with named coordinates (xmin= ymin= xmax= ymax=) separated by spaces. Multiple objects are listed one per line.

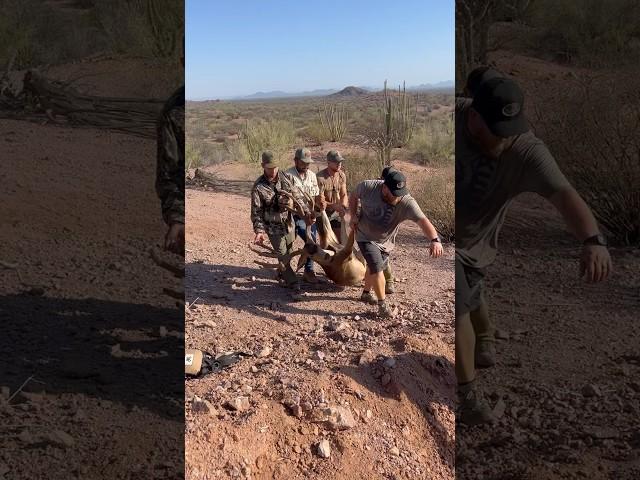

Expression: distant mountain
xmin=236 ymin=88 xmax=339 ymax=99
xmin=329 ymin=86 xmax=369 ymax=97
xmin=407 ymin=80 xmax=455 ymax=91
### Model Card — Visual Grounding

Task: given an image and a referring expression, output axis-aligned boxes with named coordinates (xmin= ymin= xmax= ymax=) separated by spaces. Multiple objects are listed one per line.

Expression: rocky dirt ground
xmin=0 ymin=58 xmax=183 ymax=478
xmin=456 ymin=33 xmax=640 ymax=480
xmin=184 ymin=164 xmax=456 ymax=479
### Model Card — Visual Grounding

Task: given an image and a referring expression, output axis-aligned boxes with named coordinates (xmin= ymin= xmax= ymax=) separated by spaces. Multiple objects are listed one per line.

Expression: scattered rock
xmin=582 ymin=384 xmax=601 ymax=398
xmin=383 ymin=357 xmax=397 ymax=369
xmin=192 ymin=396 xmax=216 ymax=415
xmin=389 ymin=446 xmax=400 ymax=456
xmin=323 ymin=406 xmax=357 ymax=431
xmin=493 ymin=399 xmax=506 ymax=419
xmin=257 ymin=346 xmax=272 ymax=358
xmin=44 ymin=430 xmax=75 ymax=448
xmin=494 ymin=329 xmax=509 ymax=340
xmin=291 ymin=405 xmax=303 ymax=418
xmin=317 ymin=439 xmax=331 ymax=458
xmin=313 ymin=350 xmax=326 ymax=361
xmin=250 ymin=366 xmax=259 ymax=373
xmin=225 ymin=396 xmax=250 ymax=412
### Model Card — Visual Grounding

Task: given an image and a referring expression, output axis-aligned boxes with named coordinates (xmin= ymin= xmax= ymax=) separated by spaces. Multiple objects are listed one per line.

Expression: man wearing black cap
xmin=349 ymin=170 xmax=443 ymax=317
xmin=456 ymin=73 xmax=612 ymax=425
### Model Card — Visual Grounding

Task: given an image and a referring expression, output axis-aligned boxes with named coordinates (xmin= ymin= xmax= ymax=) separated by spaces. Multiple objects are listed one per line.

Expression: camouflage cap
xmin=326 ymin=150 xmax=344 ymax=163
xmin=294 ymin=147 xmax=313 ymax=163
xmin=261 ymin=151 xmax=276 ymax=167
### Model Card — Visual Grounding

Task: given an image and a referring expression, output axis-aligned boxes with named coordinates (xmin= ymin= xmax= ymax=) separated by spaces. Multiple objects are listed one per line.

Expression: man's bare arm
xmin=417 ymin=217 xmax=439 ymax=240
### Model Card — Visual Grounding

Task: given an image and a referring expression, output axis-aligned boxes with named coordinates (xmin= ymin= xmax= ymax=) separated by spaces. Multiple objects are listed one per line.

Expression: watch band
xmin=583 ymin=234 xmax=607 ymax=247
xmin=431 ymin=236 xmax=441 ymax=243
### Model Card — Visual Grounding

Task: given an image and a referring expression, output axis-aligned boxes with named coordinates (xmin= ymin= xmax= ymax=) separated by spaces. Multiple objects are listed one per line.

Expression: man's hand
xmin=304 ymin=213 xmax=316 ymax=226
xmin=349 ymin=215 xmax=358 ymax=230
xmin=164 ymin=223 xmax=185 ymax=255
xmin=254 ymin=232 xmax=267 ymax=245
xmin=429 ymin=241 xmax=443 ymax=258
xmin=318 ymin=196 xmax=327 ymax=210
xmin=334 ymin=204 xmax=347 ymax=217
xmin=580 ymin=245 xmax=611 ymax=283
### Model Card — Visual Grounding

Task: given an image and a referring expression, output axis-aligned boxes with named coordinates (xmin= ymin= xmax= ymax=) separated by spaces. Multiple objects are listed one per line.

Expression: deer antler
xmin=150 ymin=247 xmax=185 ymax=278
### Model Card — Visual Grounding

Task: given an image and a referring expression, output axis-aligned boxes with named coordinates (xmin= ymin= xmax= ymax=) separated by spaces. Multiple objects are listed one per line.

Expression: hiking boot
xmin=475 ymin=338 xmax=496 ymax=368
xmin=385 ymin=281 xmax=395 ymax=294
xmin=383 ymin=264 xmax=394 ymax=294
xmin=360 ymin=290 xmax=376 ymax=305
xmin=377 ymin=301 xmax=392 ymax=318
xmin=458 ymin=383 xmax=496 ymax=426
xmin=303 ymin=271 xmax=318 ymax=284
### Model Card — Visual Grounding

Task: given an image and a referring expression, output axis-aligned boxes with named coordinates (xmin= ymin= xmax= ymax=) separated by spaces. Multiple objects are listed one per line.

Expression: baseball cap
xmin=326 ymin=150 xmax=345 ymax=163
xmin=465 ymin=66 xmax=502 ymax=97
xmin=294 ymin=147 xmax=313 ymax=163
xmin=384 ymin=170 xmax=409 ymax=197
xmin=471 ymin=77 xmax=529 ymax=138
xmin=381 ymin=165 xmax=398 ymax=179
xmin=261 ymin=151 xmax=276 ymax=167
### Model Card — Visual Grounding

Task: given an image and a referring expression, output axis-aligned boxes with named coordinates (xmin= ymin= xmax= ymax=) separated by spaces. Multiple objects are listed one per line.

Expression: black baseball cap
xmin=471 ymin=77 xmax=529 ymax=138
xmin=381 ymin=165 xmax=398 ymax=179
xmin=465 ymin=66 xmax=502 ymax=97
xmin=384 ymin=170 xmax=408 ymax=197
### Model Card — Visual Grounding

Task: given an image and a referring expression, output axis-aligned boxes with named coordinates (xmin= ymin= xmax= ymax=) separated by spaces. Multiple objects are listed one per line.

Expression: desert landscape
xmin=184 ymin=86 xmax=457 ymax=479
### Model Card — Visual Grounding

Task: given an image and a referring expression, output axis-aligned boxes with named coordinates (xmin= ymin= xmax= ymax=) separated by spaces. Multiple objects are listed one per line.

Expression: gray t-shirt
xmin=355 ymin=180 xmax=426 ymax=252
xmin=456 ymin=98 xmax=571 ymax=269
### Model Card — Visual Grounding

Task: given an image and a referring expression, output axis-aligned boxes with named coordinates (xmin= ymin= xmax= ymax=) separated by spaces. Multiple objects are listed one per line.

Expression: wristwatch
xmin=431 ymin=236 xmax=441 ymax=243
xmin=583 ymin=234 xmax=608 ymax=247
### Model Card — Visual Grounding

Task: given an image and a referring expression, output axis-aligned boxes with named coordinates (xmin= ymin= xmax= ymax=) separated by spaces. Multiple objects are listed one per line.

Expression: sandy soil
xmin=0 ymin=57 xmax=184 ymax=478
xmin=184 ymin=165 xmax=456 ymax=479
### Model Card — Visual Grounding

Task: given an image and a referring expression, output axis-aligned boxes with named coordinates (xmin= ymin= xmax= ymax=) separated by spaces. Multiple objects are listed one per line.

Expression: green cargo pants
xmin=268 ymin=229 xmax=298 ymax=287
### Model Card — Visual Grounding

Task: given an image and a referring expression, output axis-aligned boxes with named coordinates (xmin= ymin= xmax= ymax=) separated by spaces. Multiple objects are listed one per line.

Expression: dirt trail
xmin=185 ymin=168 xmax=456 ymax=479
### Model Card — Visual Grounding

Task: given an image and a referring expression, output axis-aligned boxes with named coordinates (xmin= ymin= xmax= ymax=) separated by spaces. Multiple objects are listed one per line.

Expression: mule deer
xmin=250 ymin=189 xmax=366 ymax=287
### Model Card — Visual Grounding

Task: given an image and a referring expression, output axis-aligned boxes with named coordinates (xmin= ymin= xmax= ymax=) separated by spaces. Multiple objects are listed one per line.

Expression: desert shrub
xmin=237 ymin=119 xmax=297 ymax=165
xmin=318 ymin=102 xmax=348 ymax=142
xmin=303 ymin=120 xmax=332 ymax=145
xmin=526 ymin=0 xmax=640 ymax=65
xmin=411 ymin=169 xmax=455 ymax=242
xmin=343 ymin=151 xmax=384 ymax=193
xmin=531 ymin=75 xmax=640 ymax=245
xmin=409 ymin=115 xmax=454 ymax=166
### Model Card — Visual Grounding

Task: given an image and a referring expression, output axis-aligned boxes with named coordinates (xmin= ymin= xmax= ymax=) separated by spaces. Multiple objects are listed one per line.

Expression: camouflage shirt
xmin=156 ymin=85 xmax=185 ymax=225
xmin=251 ymin=170 xmax=310 ymax=236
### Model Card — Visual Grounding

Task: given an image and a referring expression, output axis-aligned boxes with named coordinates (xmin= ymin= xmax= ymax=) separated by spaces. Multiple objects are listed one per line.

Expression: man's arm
xmin=417 ymin=217 xmax=439 ymax=241
xmin=250 ymin=187 xmax=266 ymax=234
xmin=156 ymin=112 xmax=184 ymax=226
xmin=549 ymin=186 xmax=612 ymax=282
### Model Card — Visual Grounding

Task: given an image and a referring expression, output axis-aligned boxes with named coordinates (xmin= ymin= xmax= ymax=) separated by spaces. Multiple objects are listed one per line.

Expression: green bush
xmin=409 ymin=115 xmax=454 ymax=167
xmin=411 ymin=169 xmax=455 ymax=242
xmin=238 ymin=119 xmax=297 ymax=166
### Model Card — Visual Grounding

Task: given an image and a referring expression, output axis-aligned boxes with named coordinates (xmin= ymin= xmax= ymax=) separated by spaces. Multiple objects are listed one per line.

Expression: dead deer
xmin=250 ymin=189 xmax=366 ymax=287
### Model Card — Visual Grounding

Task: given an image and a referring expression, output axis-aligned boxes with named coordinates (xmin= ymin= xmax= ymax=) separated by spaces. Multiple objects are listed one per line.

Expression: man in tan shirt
xmin=316 ymin=150 xmax=349 ymax=243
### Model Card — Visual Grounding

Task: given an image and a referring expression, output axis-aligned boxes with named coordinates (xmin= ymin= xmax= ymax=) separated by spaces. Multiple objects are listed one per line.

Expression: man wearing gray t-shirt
xmin=456 ymin=72 xmax=612 ymax=425
xmin=348 ymin=170 xmax=443 ymax=317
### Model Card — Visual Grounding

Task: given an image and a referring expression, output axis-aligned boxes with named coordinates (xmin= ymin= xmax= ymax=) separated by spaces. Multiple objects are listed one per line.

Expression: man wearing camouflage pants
xmin=251 ymin=151 xmax=314 ymax=290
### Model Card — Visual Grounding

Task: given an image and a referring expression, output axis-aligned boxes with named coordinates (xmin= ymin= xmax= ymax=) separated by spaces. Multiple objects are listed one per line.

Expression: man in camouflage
xmin=155 ymin=42 xmax=185 ymax=256
xmin=251 ymin=151 xmax=314 ymax=289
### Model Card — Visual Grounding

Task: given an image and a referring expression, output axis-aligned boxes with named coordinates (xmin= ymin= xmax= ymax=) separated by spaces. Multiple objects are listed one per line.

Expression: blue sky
xmin=186 ymin=0 xmax=454 ymax=99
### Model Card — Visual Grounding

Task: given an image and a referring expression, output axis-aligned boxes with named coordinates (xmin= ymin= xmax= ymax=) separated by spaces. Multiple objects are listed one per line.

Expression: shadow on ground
xmin=0 ymin=294 xmax=183 ymax=419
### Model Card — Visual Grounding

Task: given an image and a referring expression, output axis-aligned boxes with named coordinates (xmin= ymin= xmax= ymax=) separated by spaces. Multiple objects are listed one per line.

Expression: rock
xmin=226 ymin=396 xmax=250 ymax=412
xmin=251 ymin=366 xmax=259 ymax=373
xmin=45 ymin=430 xmax=75 ymax=448
xmin=582 ymin=384 xmax=601 ymax=398
xmin=317 ymin=439 xmax=331 ymax=458
xmin=241 ymin=385 xmax=253 ymax=395
xmin=354 ymin=315 xmax=361 ymax=321
xmin=389 ymin=446 xmax=400 ymax=456
xmin=383 ymin=357 xmax=397 ymax=369
xmin=291 ymin=405 xmax=303 ymax=418
xmin=494 ymin=329 xmax=509 ymax=340
xmin=366 ymin=409 xmax=373 ymax=419
xmin=313 ymin=351 xmax=326 ymax=361
xmin=493 ymin=399 xmax=506 ymax=419
xmin=192 ymin=396 xmax=216 ymax=415
xmin=323 ymin=406 xmax=356 ymax=431
xmin=159 ymin=326 xmax=168 ymax=337
xmin=257 ymin=346 xmax=272 ymax=358
xmin=293 ymin=444 xmax=302 ymax=454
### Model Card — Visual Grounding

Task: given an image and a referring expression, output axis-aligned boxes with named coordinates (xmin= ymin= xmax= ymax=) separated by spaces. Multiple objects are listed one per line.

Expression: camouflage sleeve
xmin=251 ymin=187 xmax=266 ymax=233
xmin=156 ymin=109 xmax=184 ymax=225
